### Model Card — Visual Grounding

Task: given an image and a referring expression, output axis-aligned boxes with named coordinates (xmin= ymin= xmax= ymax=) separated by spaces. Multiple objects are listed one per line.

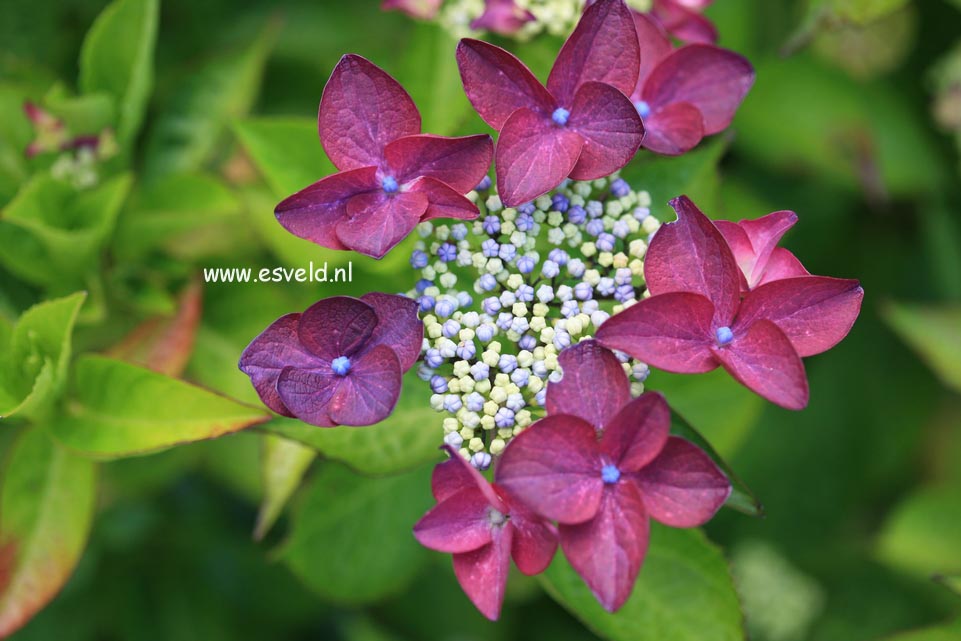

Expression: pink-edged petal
xmin=757 ymin=247 xmax=809 ymax=286
xmin=559 ymin=482 xmax=649 ymax=612
xmin=717 ymin=210 xmax=798 ymax=288
xmin=711 ymin=319 xmax=809 ymax=410
xmin=495 ymin=108 xmax=583 ymax=206
xmin=644 ymin=196 xmax=741 ymax=325
xmin=361 ymin=292 xmax=423 ymax=371
xmin=318 ymin=55 xmax=421 ymax=171
xmin=453 ymin=525 xmax=513 ymax=621
xmin=298 ymin=296 xmax=378 ymax=360
xmin=326 ymin=344 xmax=403 ymax=425
xmin=238 ymin=314 xmax=317 ymax=416
xmin=495 ymin=414 xmax=604 ymax=524
xmin=640 ymin=101 xmax=705 ymax=156
xmin=714 ymin=219 xmax=755 ymax=288
xmin=634 ymin=436 xmax=730 ymax=527
xmin=548 ymin=0 xmax=639 ymax=105
xmin=407 ymin=177 xmax=480 ymax=221
xmin=274 ymin=366 xmax=339 ymax=427
xmin=413 ymin=487 xmax=495 ymax=554
xmin=644 ymin=45 xmax=754 ymax=135
xmin=336 ymin=190 xmax=428 ymax=259
xmin=546 ymin=339 xmax=630 ymax=429
xmin=456 ymin=39 xmax=555 ymax=130
xmin=381 ymin=0 xmax=442 ymax=19
xmin=654 ymin=2 xmax=717 ymax=44
xmin=433 ymin=445 xmax=507 ymax=509
xmin=595 ymin=292 xmax=717 ymax=374
xmin=275 ymin=166 xmax=378 ymax=251
xmin=470 ymin=0 xmax=535 ymax=35
xmin=384 ymin=133 xmax=493 ymax=193
xmin=631 ymin=13 xmax=672 ymax=99
xmin=503 ymin=494 xmax=558 ymax=575
xmin=734 ymin=276 xmax=863 ymax=357
xmin=568 ymin=81 xmax=645 ymax=180
xmin=600 ymin=392 xmax=671 ymax=473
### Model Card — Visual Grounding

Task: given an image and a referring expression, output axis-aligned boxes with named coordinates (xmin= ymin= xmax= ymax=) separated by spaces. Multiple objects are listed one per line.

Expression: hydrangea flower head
xmin=238 ymin=293 xmax=422 ymax=426
xmin=715 ymin=210 xmax=810 ymax=291
xmin=457 ymin=0 xmax=644 ymax=205
xmin=630 ymin=13 xmax=754 ymax=155
xmin=275 ymin=55 xmax=493 ymax=258
xmin=496 ymin=340 xmax=730 ymax=611
xmin=596 ymin=196 xmax=864 ymax=410
xmin=413 ymin=445 xmax=558 ymax=620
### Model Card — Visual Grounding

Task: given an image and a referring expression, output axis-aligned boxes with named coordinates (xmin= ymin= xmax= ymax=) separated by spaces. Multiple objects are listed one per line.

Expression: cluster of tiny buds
xmin=407 ymin=174 xmax=660 ymax=468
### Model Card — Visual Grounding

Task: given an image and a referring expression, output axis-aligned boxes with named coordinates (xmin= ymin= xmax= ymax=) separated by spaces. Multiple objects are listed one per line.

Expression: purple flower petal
xmin=298 ymin=296 xmax=378 ymax=361
xmin=318 ymin=55 xmax=421 ymax=171
xmin=504 ymin=493 xmax=558 ymax=575
xmin=716 ymin=210 xmax=799 ymax=288
xmin=645 ymin=196 xmax=741 ymax=325
xmin=453 ymin=525 xmax=513 ymax=621
xmin=600 ymin=393 xmax=671 ymax=473
xmin=547 ymin=0 xmax=639 ymax=106
xmin=413 ymin=487 xmax=496 ymax=553
xmin=456 ymin=39 xmax=555 ymax=130
xmin=631 ymin=13 xmax=672 ymax=98
xmin=324 ymin=344 xmax=403 ymax=425
xmin=433 ymin=445 xmax=508 ymax=509
xmin=644 ymin=45 xmax=754 ymax=135
xmin=710 ymin=319 xmax=809 ymax=410
xmin=381 ymin=0 xmax=443 ymax=19
xmin=384 ymin=133 xmax=493 ymax=193
xmin=495 ymin=108 xmax=583 ymax=206
xmin=546 ymin=340 xmax=631 ymax=429
xmin=407 ymin=176 xmax=481 ymax=221
xmin=495 ymin=414 xmax=604 ymax=524
xmin=757 ymin=248 xmax=809 ymax=286
xmin=568 ymin=81 xmax=645 ymax=181
xmin=595 ymin=292 xmax=717 ymax=374
xmin=734 ymin=276 xmax=864 ymax=357
xmin=559 ymin=482 xmax=649 ymax=612
xmin=274 ymin=365 xmax=339 ymax=427
xmin=275 ymin=166 xmax=378 ymax=251
xmin=335 ymin=190 xmax=429 ymax=258
xmin=634 ymin=436 xmax=730 ymax=527
xmin=238 ymin=314 xmax=317 ymax=416
xmin=361 ymin=292 xmax=424 ymax=371
xmin=639 ymin=101 xmax=705 ymax=156
xmin=470 ymin=0 xmax=536 ymax=35
xmin=654 ymin=0 xmax=717 ymax=44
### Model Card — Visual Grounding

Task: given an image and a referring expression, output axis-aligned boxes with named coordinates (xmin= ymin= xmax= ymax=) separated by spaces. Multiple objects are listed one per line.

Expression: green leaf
xmin=539 ymin=525 xmax=743 ymax=641
xmin=143 ymin=24 xmax=277 ymax=179
xmin=0 ymin=428 xmax=97 ymax=638
xmin=934 ymin=574 xmax=961 ymax=597
xmin=281 ymin=461 xmax=433 ymax=604
xmin=79 ymin=0 xmax=158 ymax=144
xmin=670 ymin=410 xmax=764 ymax=517
xmin=254 ymin=434 xmax=316 ymax=541
xmin=261 ymin=372 xmax=443 ymax=476
xmin=0 ymin=292 xmax=86 ymax=419
xmin=883 ymin=618 xmax=961 ymax=641
xmin=42 ymin=85 xmax=116 ymax=135
xmin=882 ymin=302 xmax=961 ymax=394
xmin=877 ymin=486 xmax=961 ymax=576
xmin=233 ymin=117 xmax=335 ymax=198
xmin=50 ymin=355 xmax=270 ymax=459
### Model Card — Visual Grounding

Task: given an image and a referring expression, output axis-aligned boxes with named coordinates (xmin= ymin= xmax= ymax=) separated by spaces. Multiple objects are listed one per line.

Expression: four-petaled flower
xmin=413 ymin=445 xmax=558 ymax=620
xmin=456 ymin=0 xmax=644 ymax=205
xmin=596 ymin=195 xmax=863 ymax=410
xmin=238 ymin=293 xmax=423 ymax=426
xmin=275 ymin=54 xmax=493 ymax=259
xmin=715 ymin=209 xmax=810 ymax=291
xmin=630 ymin=12 xmax=754 ymax=155
xmin=496 ymin=341 xmax=730 ymax=611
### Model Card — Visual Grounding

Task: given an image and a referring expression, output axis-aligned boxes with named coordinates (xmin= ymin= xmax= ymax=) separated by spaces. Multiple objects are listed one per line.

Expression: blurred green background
xmin=1 ymin=0 xmax=960 ymax=640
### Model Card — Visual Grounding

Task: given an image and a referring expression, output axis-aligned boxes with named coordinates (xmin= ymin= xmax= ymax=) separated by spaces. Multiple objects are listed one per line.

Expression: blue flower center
xmin=634 ymin=100 xmax=651 ymax=118
xmin=552 ymin=107 xmax=570 ymax=126
xmin=601 ymin=464 xmax=621 ymax=485
xmin=381 ymin=175 xmax=399 ymax=193
xmin=331 ymin=356 xmax=351 ymax=376
xmin=487 ymin=507 xmax=507 ymax=527
xmin=715 ymin=326 xmax=734 ymax=346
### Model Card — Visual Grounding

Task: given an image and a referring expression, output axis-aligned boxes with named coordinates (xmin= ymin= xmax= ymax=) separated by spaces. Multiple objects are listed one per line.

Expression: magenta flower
xmin=413 ymin=446 xmax=558 ymax=620
xmin=495 ymin=341 xmax=730 ymax=612
xmin=381 ymin=0 xmax=442 ymax=20
xmin=595 ymin=196 xmax=864 ymax=410
xmin=629 ymin=13 xmax=753 ymax=155
xmin=651 ymin=0 xmax=717 ymax=44
xmin=275 ymin=55 xmax=493 ymax=259
xmin=238 ymin=293 xmax=422 ymax=427
xmin=715 ymin=210 xmax=810 ymax=291
xmin=456 ymin=0 xmax=644 ymax=206
xmin=470 ymin=0 xmax=535 ymax=35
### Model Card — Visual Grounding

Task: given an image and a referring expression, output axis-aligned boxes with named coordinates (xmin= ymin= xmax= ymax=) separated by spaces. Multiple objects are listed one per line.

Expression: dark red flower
xmin=275 ymin=55 xmax=493 ymax=259
xmin=414 ymin=446 xmax=558 ymax=620
xmin=380 ymin=0 xmax=443 ymax=20
xmin=470 ymin=0 xmax=535 ymax=35
xmin=715 ymin=210 xmax=811 ymax=291
xmin=495 ymin=341 xmax=730 ymax=612
xmin=456 ymin=0 xmax=644 ymax=205
xmin=596 ymin=196 xmax=864 ymax=410
xmin=238 ymin=294 xmax=422 ymax=427
xmin=629 ymin=13 xmax=753 ymax=155
xmin=651 ymin=0 xmax=717 ymax=44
